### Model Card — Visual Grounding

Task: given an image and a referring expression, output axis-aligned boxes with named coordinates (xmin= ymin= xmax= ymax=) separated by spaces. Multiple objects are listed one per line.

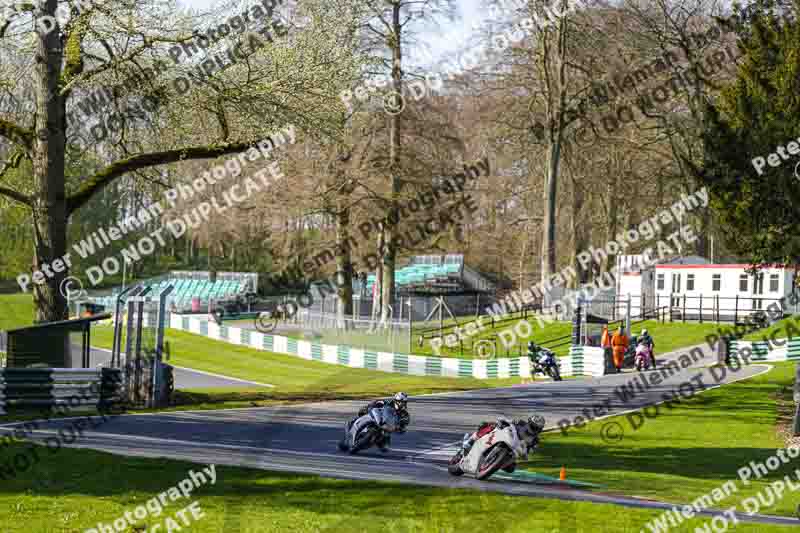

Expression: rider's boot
xmin=339 ymin=419 xmax=354 ymax=451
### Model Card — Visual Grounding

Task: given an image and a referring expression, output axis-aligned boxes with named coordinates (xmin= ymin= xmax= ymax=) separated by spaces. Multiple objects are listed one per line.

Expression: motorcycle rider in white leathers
xmin=460 ymin=416 xmax=542 ymax=456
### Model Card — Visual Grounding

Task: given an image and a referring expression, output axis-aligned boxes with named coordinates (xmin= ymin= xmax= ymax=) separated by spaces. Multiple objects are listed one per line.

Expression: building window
xmin=739 ymin=274 xmax=748 ymax=292
xmin=770 ymin=274 xmax=779 ymax=292
xmin=687 ymin=274 xmax=695 ymax=291
xmin=712 ymin=274 xmax=721 ymax=291
xmin=657 ymin=273 xmax=664 ymax=290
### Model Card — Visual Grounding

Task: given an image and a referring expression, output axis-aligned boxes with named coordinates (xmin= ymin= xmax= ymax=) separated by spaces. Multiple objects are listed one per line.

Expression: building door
xmin=753 ymin=273 xmax=764 ymax=310
xmin=671 ymin=273 xmax=681 ymax=308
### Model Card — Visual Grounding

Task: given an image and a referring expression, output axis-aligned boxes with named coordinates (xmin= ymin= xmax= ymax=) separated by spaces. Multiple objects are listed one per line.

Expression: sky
xmin=180 ymin=0 xmax=491 ymax=67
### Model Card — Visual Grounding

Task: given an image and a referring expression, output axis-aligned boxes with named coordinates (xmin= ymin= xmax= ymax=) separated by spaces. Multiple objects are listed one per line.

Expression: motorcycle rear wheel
xmin=476 ymin=443 xmax=513 ymax=480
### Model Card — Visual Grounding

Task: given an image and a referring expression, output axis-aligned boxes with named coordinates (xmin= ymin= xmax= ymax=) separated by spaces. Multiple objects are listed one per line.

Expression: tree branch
xmin=66 ymin=139 xmax=269 ymax=214
xmin=0 ymin=185 xmax=32 ymax=206
xmin=0 ymin=118 xmax=34 ymax=148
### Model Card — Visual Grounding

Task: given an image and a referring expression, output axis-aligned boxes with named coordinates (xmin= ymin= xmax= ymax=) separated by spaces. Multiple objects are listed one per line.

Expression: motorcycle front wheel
xmin=349 ymin=426 xmax=377 ymax=454
xmin=551 ymin=366 xmax=562 ymax=381
xmin=476 ymin=443 xmax=513 ymax=480
xmin=447 ymin=451 xmax=464 ymax=476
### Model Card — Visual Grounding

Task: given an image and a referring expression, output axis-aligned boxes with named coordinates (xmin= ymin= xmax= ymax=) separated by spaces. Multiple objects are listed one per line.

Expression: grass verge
xmin=0 ymin=293 xmax=35 ymax=331
xmin=525 ymin=361 xmax=800 ymax=518
xmin=0 ymin=442 xmax=794 ymax=532
xmin=88 ymin=326 xmax=520 ymax=406
xmin=743 ymin=314 xmax=800 ymax=342
xmin=412 ymin=318 xmax=724 ymax=359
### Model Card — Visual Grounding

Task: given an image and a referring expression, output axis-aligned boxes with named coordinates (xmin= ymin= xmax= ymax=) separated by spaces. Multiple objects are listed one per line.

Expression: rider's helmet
xmin=527 ymin=415 xmax=545 ymax=433
xmin=516 ymin=415 xmax=545 ymax=440
xmin=641 ymin=329 xmax=648 ymax=336
xmin=392 ymin=392 xmax=408 ymax=411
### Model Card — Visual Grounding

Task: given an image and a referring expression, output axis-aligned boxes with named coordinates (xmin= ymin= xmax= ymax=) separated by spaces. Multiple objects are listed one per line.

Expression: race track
xmin=71 ymin=345 xmax=272 ymax=389
xmin=2 ymin=345 xmax=797 ymax=528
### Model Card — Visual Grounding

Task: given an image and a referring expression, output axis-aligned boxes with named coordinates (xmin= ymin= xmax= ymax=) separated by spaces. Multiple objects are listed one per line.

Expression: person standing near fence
xmin=601 ymin=325 xmax=612 ymax=372
xmin=611 ymin=326 xmax=629 ymax=373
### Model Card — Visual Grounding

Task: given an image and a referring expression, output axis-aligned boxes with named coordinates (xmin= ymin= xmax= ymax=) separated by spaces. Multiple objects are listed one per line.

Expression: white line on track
xmin=170 ymin=365 xmax=275 ymax=388
xmin=89 ymin=345 xmax=275 ymax=387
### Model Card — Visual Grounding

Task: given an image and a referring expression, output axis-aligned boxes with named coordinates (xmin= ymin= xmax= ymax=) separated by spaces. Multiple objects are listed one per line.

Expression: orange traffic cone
xmin=559 ymin=466 xmax=566 ymax=481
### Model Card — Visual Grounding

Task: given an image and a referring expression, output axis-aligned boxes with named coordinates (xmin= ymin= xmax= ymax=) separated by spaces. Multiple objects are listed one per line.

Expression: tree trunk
xmin=334 ymin=179 xmax=353 ymax=329
xmin=539 ymin=1 xmax=569 ymax=305
xmin=371 ymin=231 xmax=384 ymax=325
xmin=540 ymin=145 xmax=562 ymax=305
xmin=380 ymin=1 xmax=402 ymax=325
xmin=31 ymin=1 xmax=69 ymax=342
xmin=794 ymin=363 xmax=800 ymax=435
xmin=695 ymin=208 xmax=711 ymax=258
xmin=605 ymin=171 xmax=621 ymax=274
xmin=571 ymin=177 xmax=587 ymax=288
xmin=519 ymin=230 xmax=529 ymax=291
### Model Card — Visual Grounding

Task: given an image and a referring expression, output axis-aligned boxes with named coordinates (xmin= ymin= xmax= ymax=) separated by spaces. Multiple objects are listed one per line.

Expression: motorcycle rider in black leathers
xmin=342 ymin=392 xmax=410 ymax=452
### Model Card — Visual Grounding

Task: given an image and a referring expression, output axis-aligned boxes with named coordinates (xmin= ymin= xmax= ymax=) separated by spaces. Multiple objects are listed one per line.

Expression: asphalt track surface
xmin=70 ymin=345 xmax=272 ymax=389
xmin=3 ymin=344 xmax=799 ymax=528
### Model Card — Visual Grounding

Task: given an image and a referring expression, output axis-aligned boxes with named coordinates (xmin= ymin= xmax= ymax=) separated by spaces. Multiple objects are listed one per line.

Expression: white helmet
xmin=641 ymin=329 xmax=648 ymax=335
xmin=393 ymin=392 xmax=408 ymax=410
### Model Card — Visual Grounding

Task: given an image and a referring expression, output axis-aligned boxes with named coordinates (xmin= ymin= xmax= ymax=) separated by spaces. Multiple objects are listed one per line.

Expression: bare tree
xmin=0 ymin=0 xmax=364 ymax=337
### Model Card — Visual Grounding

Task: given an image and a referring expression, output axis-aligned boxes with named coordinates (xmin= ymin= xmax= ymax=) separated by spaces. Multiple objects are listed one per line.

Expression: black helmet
xmin=527 ymin=415 xmax=545 ymax=432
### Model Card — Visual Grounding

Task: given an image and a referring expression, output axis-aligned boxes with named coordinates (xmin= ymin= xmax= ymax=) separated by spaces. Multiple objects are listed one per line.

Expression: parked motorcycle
xmin=448 ymin=416 xmax=544 ymax=480
xmin=338 ymin=404 xmax=402 ymax=454
xmin=634 ymin=343 xmax=652 ymax=371
xmin=528 ymin=342 xmax=562 ymax=381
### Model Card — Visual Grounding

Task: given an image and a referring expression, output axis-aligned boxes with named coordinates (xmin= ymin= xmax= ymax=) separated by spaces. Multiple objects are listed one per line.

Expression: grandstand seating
xmin=144 ymin=278 xmax=248 ymax=309
xmin=362 ymin=262 xmax=463 ymax=293
xmin=90 ymin=275 xmax=249 ymax=311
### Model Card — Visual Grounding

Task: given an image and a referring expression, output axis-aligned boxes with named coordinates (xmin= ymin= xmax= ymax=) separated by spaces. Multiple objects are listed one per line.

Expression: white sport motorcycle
xmin=338 ymin=404 xmax=402 ymax=454
xmin=448 ymin=416 xmax=544 ymax=480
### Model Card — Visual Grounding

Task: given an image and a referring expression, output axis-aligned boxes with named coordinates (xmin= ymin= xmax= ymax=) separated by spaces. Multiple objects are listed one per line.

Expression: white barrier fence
xmin=168 ymin=314 xmax=611 ymax=380
xmin=728 ymin=338 xmax=800 ymax=362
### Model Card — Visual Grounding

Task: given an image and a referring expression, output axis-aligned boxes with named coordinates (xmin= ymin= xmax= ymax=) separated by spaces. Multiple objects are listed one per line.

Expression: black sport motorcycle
xmin=528 ymin=343 xmax=562 ymax=381
xmin=338 ymin=405 xmax=403 ymax=454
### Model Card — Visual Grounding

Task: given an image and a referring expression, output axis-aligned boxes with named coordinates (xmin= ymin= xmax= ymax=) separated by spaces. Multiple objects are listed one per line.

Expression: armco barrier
xmin=0 ymin=368 xmax=123 ymax=413
xmin=168 ymin=314 xmax=571 ymax=379
xmin=728 ymin=337 xmax=800 ymax=362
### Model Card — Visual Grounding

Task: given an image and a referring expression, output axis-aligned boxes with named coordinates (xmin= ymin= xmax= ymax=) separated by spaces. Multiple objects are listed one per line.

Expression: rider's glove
xmin=397 ymin=412 xmax=410 ymax=433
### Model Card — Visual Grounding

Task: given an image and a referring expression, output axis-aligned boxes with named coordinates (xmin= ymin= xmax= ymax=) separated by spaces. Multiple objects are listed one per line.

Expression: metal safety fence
xmin=290 ymin=309 xmax=412 ymax=354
